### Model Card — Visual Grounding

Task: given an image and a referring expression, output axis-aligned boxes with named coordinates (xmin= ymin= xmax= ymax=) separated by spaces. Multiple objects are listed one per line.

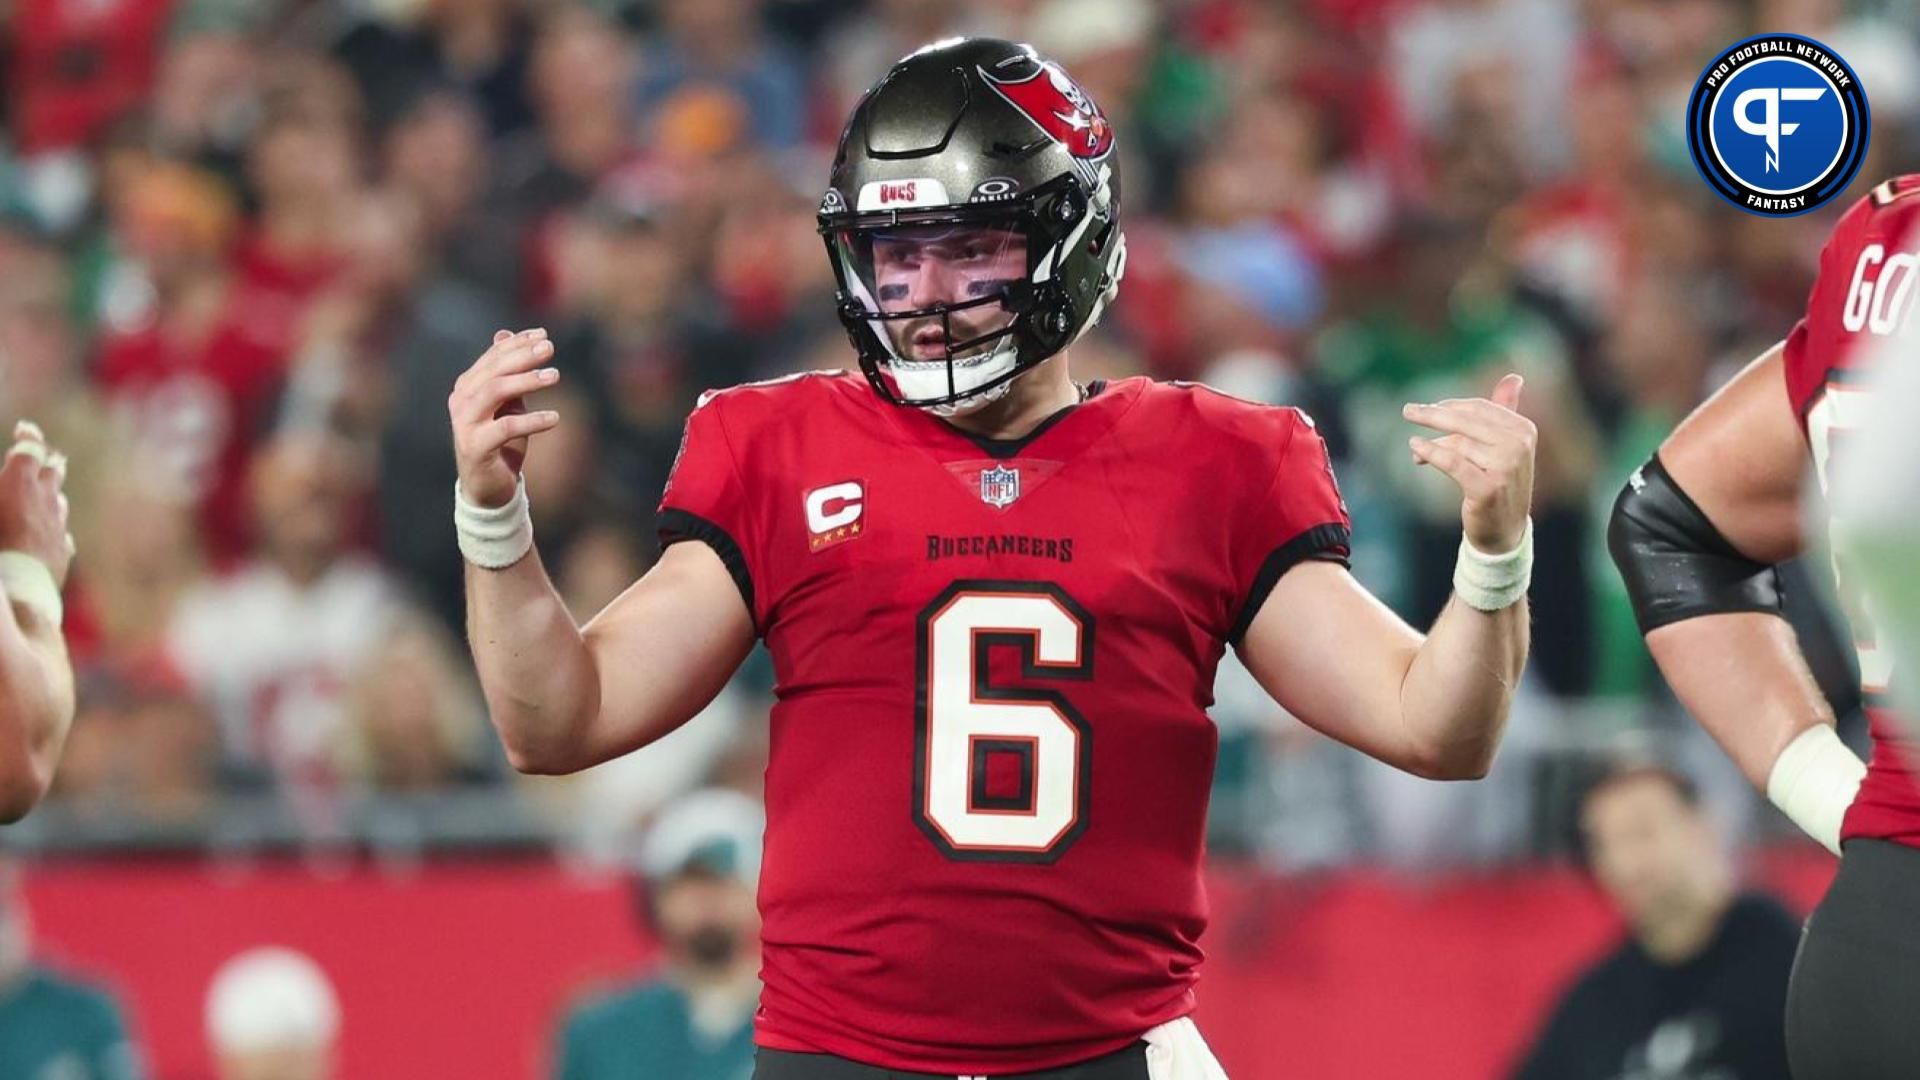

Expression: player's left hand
xmin=1402 ymin=373 xmax=1536 ymax=553
xmin=0 ymin=420 xmax=75 ymax=586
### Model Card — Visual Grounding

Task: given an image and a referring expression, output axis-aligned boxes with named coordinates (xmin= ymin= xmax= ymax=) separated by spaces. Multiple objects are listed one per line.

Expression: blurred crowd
xmin=0 ymin=0 xmax=1911 ymax=867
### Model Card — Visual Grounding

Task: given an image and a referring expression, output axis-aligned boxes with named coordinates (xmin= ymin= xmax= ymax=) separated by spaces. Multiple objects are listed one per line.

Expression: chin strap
xmin=920 ymin=365 xmax=1020 ymax=417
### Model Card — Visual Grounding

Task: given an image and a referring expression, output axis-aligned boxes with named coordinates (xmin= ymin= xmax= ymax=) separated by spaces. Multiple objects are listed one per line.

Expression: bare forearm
xmin=0 ymin=598 xmax=74 ymax=821
xmin=1399 ymin=597 xmax=1529 ymax=779
xmin=1647 ymin=613 xmax=1833 ymax=789
xmin=464 ymin=552 xmax=601 ymax=772
xmin=1395 ymin=373 xmax=1537 ymax=778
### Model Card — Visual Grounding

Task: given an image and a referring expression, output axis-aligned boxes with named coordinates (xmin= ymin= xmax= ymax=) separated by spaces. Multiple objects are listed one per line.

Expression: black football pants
xmin=1787 ymin=838 xmax=1920 ymax=1079
xmin=754 ymin=1041 xmax=1151 ymax=1080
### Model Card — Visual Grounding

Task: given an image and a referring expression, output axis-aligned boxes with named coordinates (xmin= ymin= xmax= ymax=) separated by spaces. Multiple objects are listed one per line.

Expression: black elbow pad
xmin=1607 ymin=454 xmax=1783 ymax=634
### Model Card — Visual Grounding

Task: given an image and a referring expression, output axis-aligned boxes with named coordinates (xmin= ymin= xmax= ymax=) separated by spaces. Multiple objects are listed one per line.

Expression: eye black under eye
xmin=877 ymin=284 xmax=908 ymax=301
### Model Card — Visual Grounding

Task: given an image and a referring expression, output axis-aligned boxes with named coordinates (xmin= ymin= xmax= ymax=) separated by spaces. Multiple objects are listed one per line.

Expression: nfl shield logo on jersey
xmin=980 ymin=465 xmax=1021 ymax=508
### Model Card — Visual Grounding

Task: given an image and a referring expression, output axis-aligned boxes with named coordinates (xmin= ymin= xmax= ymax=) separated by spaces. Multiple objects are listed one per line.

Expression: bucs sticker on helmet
xmin=856 ymin=178 xmax=952 ymax=211
xmin=978 ymin=58 xmax=1113 ymax=160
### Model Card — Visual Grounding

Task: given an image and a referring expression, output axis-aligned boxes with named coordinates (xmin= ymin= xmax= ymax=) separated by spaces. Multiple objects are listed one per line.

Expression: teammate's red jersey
xmin=1784 ymin=175 xmax=1920 ymax=847
xmin=658 ymin=371 xmax=1350 ymax=1072
xmin=94 ymin=304 xmax=290 ymax=565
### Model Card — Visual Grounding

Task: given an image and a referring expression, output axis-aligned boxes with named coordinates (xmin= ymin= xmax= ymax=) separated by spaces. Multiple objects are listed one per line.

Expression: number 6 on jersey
xmin=914 ymin=581 xmax=1095 ymax=862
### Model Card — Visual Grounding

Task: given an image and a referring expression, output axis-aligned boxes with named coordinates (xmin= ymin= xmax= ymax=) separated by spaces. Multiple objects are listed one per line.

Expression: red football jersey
xmin=1784 ymin=175 xmax=1920 ymax=847
xmin=94 ymin=304 xmax=290 ymax=565
xmin=9 ymin=0 xmax=171 ymax=153
xmin=658 ymin=371 xmax=1350 ymax=1072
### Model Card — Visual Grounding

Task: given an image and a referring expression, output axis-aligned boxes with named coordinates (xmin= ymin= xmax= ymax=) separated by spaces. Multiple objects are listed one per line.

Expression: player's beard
xmin=682 ymin=924 xmax=742 ymax=970
xmin=887 ymin=305 xmax=1014 ymax=363
xmin=882 ymin=318 xmax=1024 ymax=417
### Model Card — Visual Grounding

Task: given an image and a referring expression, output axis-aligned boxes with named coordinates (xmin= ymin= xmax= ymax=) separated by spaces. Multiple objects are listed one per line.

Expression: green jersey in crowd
xmin=557 ymin=979 xmax=756 ymax=1080
xmin=0 ymin=967 xmax=142 ymax=1080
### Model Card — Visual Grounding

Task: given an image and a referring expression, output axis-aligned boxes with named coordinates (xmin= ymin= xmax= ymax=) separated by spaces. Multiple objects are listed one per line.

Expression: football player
xmin=0 ymin=419 xmax=75 ymax=823
xmin=454 ymin=39 xmax=1537 ymax=1079
xmin=1609 ymin=175 xmax=1920 ymax=1078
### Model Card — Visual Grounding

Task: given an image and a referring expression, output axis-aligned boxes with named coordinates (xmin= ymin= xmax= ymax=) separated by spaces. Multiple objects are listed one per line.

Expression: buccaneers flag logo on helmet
xmin=979 ymin=60 xmax=1114 ymax=160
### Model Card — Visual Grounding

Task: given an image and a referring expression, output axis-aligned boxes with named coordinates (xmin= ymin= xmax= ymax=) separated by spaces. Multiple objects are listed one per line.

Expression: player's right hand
xmin=0 ymin=421 xmax=74 ymax=587
xmin=1402 ymin=373 xmax=1536 ymax=554
xmin=449 ymin=328 xmax=563 ymax=509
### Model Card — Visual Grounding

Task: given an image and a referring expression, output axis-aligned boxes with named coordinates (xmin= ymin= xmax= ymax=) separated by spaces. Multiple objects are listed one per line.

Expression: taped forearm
xmin=1767 ymin=724 xmax=1865 ymax=855
xmin=1617 ymin=456 xmax=1864 ymax=852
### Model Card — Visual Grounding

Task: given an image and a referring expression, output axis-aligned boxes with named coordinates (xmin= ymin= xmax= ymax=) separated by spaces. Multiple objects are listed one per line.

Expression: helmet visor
xmin=829 ymin=221 xmax=1030 ymax=366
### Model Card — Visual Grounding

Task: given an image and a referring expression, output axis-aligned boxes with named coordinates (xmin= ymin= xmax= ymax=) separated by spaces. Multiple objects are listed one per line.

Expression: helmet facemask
xmin=828 ymin=217 xmax=1034 ymax=415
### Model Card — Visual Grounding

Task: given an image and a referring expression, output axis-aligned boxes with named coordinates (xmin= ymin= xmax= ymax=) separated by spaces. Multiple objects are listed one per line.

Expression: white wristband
xmin=0 ymin=550 xmax=62 ymax=628
xmin=454 ymin=476 xmax=535 ymax=569
xmin=1452 ymin=518 xmax=1534 ymax=611
xmin=1767 ymin=724 xmax=1865 ymax=856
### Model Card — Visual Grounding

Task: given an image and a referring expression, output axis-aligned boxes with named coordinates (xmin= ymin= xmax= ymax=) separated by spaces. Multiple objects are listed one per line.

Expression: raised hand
xmin=1402 ymin=373 xmax=1537 ymax=553
xmin=0 ymin=420 xmax=74 ymax=587
xmin=448 ymin=328 xmax=562 ymax=509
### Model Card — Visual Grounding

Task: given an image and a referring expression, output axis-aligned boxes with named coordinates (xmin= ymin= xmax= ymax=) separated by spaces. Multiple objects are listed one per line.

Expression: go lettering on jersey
xmin=1841 ymin=243 xmax=1920 ymax=337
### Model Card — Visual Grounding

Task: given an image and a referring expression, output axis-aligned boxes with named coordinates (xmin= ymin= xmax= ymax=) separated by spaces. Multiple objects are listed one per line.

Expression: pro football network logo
xmin=1686 ymin=33 xmax=1869 ymax=217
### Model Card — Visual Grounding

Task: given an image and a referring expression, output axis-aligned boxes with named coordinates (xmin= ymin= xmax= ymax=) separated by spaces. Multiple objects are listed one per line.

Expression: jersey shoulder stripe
xmin=1870 ymin=175 xmax=1920 ymax=208
xmin=1146 ymin=378 xmax=1321 ymax=454
xmin=695 ymin=368 xmax=855 ymax=410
